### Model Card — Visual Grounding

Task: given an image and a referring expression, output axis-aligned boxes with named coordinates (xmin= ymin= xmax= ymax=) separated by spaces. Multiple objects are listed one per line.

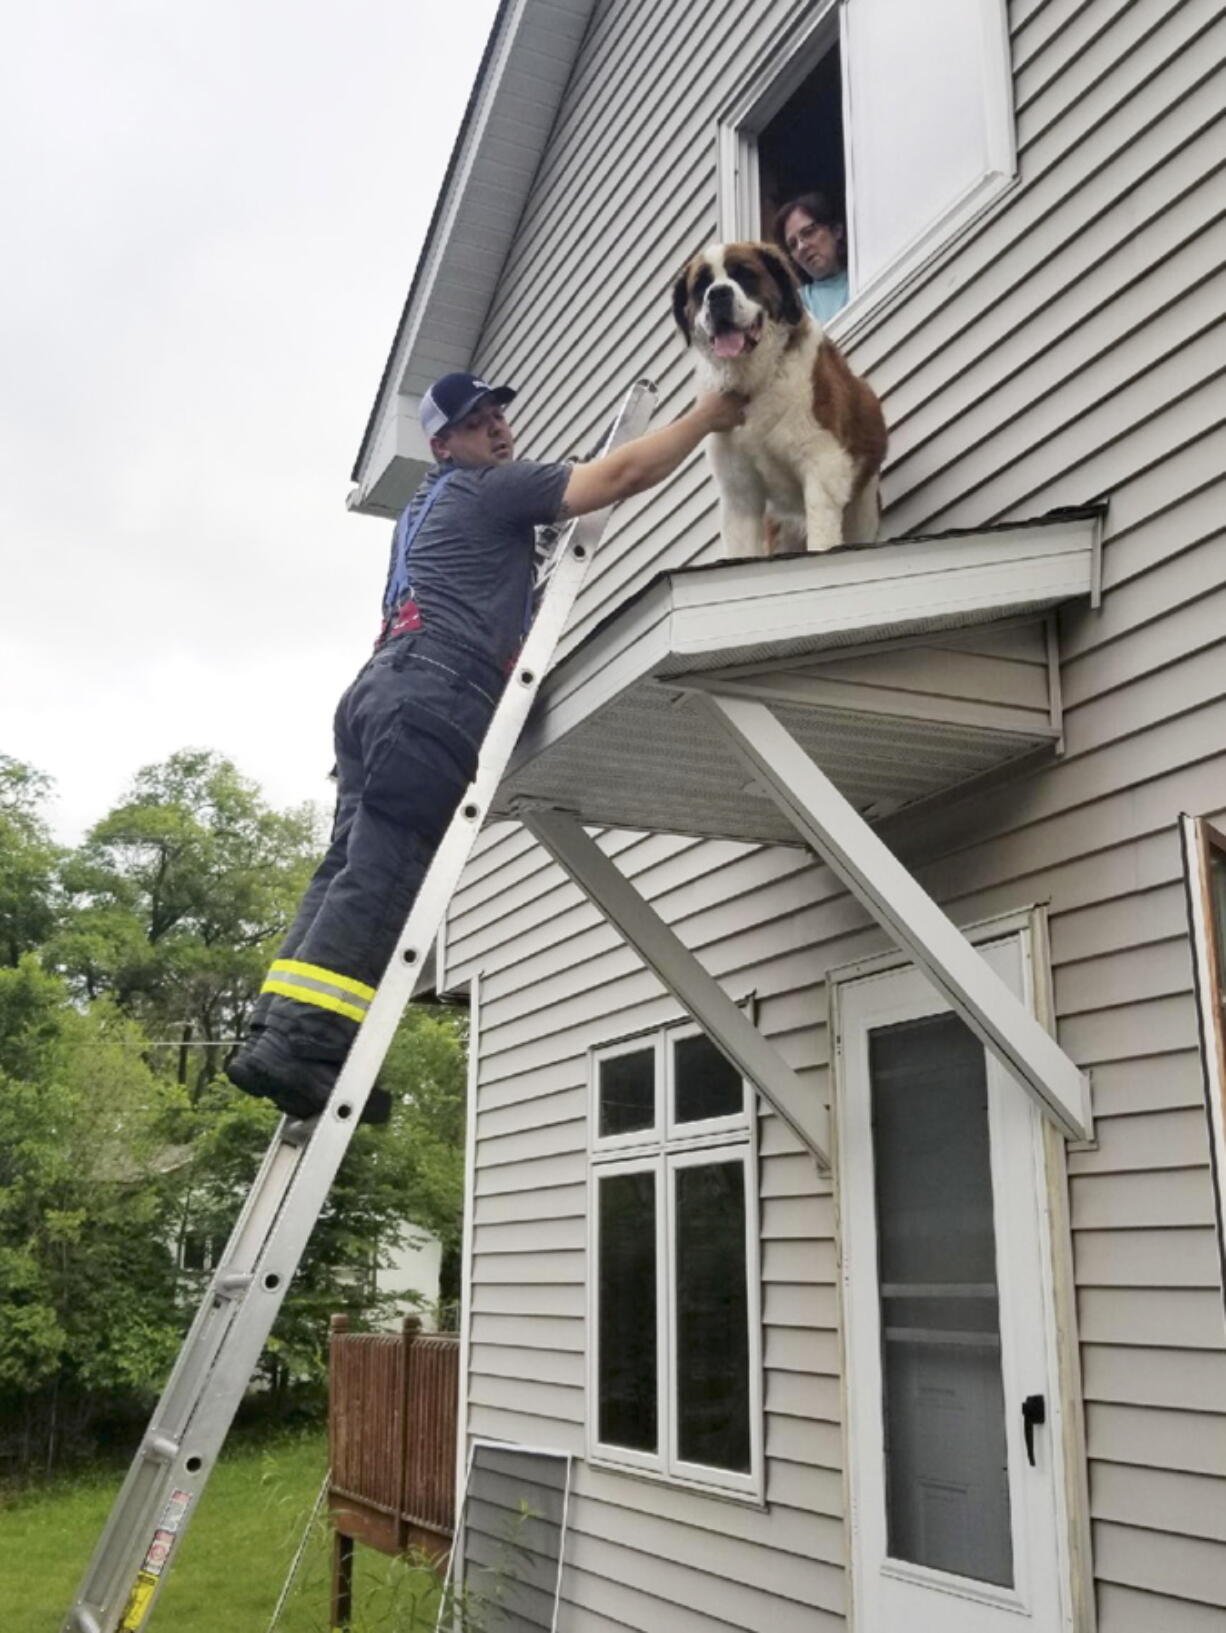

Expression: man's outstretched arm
xmin=560 ymin=391 xmax=746 ymax=519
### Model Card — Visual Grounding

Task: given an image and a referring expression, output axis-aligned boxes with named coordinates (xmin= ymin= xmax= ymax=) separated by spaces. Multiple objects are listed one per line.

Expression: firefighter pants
xmin=255 ymin=631 xmax=502 ymax=1061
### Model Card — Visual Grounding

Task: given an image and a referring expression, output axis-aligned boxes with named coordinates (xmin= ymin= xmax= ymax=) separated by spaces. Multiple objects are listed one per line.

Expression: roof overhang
xmin=349 ymin=0 xmax=599 ymax=519
xmin=496 ymin=509 xmax=1103 ymax=844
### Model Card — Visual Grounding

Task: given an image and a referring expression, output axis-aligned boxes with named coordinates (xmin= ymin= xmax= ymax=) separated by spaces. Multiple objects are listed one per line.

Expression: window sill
xmin=587 ymin=1452 xmax=767 ymax=1510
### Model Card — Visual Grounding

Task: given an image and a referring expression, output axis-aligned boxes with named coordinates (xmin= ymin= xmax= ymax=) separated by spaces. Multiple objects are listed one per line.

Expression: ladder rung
xmin=144 ymin=1435 xmax=180 ymax=1464
xmin=215 ymin=1271 xmax=254 ymax=1298
xmin=280 ymin=1116 xmax=317 ymax=1147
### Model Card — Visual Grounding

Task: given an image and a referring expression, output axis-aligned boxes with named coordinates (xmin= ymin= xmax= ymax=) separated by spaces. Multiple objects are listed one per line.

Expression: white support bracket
xmin=699 ymin=692 xmax=1093 ymax=1142
xmin=518 ymin=804 xmax=831 ymax=1167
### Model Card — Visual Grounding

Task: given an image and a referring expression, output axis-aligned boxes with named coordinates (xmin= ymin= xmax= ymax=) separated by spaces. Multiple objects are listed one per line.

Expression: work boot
xmin=227 ymin=1030 xmax=391 ymax=1126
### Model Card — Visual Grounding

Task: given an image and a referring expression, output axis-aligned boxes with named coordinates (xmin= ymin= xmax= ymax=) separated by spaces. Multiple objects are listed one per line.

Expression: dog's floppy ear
xmin=758 ymin=243 xmax=805 ymax=328
xmin=671 ymin=263 xmax=693 ymax=344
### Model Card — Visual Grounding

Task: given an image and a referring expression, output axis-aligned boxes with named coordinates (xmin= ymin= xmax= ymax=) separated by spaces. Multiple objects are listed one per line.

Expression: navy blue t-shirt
xmin=382 ymin=460 xmax=571 ymax=670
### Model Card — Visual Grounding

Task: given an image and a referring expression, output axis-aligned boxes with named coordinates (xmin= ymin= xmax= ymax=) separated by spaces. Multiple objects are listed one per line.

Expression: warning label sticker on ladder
xmin=117 ymin=1488 xmax=194 ymax=1628
xmin=118 ymin=1571 xmax=158 ymax=1631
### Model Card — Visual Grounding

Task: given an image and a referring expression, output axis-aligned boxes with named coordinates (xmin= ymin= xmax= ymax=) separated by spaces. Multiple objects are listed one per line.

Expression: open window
xmin=756 ymin=34 xmax=846 ymax=243
xmin=719 ymin=0 xmax=1017 ymax=325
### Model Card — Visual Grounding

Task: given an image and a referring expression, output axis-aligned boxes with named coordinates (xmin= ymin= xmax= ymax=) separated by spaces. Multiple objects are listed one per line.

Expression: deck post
xmin=398 ymin=1316 xmax=421 ymax=1553
xmin=330 ymin=1532 xmax=354 ymax=1632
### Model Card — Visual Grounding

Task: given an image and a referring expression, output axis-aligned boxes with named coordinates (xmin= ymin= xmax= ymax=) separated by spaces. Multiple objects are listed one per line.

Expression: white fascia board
xmin=703 ymin=691 xmax=1093 ymax=1141
xmin=667 ymin=519 xmax=1098 ymax=659
xmin=508 ymin=512 xmax=1098 ymax=774
xmin=346 ymin=397 xmax=434 ymax=521
xmin=350 ymin=0 xmax=598 ymax=516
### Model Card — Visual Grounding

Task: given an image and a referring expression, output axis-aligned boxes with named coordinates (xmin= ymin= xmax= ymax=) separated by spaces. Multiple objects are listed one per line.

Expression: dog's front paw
xmin=720 ymin=512 xmax=767 ymax=559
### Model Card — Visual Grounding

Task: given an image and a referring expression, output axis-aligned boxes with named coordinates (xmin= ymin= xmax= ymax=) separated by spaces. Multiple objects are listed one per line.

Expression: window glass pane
xmin=598 ymin=1170 xmax=657 ymax=1452
xmin=673 ymin=1033 xmax=743 ymax=1125
xmin=675 ymin=1159 xmax=751 ymax=1471
xmin=598 ymin=1048 xmax=655 ymax=1138
xmin=869 ymin=1013 xmax=1013 ymax=1587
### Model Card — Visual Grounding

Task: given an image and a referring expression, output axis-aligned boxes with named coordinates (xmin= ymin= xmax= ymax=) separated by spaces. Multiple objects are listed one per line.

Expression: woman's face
xmin=783 ymin=208 xmax=843 ymax=281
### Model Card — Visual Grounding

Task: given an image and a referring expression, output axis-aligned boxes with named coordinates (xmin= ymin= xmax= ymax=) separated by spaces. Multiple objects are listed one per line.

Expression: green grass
xmin=0 ymin=1430 xmax=449 ymax=1632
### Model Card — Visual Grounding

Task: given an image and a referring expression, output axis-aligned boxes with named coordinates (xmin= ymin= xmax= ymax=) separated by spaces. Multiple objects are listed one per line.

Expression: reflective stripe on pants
xmin=260 ymin=959 xmax=376 ymax=1025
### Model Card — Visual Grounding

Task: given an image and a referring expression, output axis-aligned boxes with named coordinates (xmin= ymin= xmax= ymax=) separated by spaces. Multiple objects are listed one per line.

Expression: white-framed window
xmin=1180 ymin=815 xmax=1226 ymax=1323
xmin=717 ymin=0 xmax=1016 ymax=332
xmin=588 ymin=1024 xmax=763 ymax=1497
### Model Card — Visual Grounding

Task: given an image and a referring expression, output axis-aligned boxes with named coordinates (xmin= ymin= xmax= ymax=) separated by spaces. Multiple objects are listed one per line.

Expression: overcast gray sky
xmin=1 ymin=0 xmax=499 ymax=840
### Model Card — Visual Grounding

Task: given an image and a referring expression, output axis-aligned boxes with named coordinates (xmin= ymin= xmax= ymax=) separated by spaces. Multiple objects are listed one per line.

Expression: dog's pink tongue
xmin=713 ymin=330 xmax=747 ymax=359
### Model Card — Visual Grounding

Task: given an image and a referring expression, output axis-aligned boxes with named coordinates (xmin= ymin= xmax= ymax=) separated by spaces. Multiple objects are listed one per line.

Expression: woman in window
xmin=774 ymin=190 xmax=849 ymax=325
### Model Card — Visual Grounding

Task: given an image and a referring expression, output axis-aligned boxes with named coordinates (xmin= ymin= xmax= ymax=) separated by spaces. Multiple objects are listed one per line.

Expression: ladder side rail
xmin=61 ymin=1123 xmax=315 ymax=1627
xmin=64 ymin=379 xmax=657 ymax=1633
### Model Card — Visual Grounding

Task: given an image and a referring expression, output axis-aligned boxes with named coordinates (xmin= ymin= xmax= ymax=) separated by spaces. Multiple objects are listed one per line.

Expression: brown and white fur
xmin=672 ymin=241 xmax=887 ymax=556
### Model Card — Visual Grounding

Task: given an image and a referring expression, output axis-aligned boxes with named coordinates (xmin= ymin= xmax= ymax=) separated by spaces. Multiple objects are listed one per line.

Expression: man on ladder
xmin=227 ymin=370 xmax=745 ymax=1122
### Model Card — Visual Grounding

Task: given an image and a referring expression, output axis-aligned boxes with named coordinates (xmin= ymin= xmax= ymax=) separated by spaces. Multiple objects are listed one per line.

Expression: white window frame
xmin=590 ymin=1152 xmax=667 ymax=1477
xmin=591 ymin=1032 xmax=665 ymax=1154
xmin=665 ymin=1019 xmax=750 ymax=1142
xmin=587 ymin=1023 xmax=763 ymax=1499
xmin=1180 ymin=814 xmax=1226 ymax=1330
xmin=716 ymin=0 xmax=1017 ymax=343
xmin=665 ymin=1141 xmax=762 ymax=1494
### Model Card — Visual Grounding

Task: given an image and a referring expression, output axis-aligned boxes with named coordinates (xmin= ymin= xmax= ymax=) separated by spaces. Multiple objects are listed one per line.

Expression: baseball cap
xmin=420 ymin=371 xmax=517 ymax=438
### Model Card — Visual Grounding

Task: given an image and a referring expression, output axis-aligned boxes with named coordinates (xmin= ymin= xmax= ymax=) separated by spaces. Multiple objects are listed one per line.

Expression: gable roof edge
xmin=350 ymin=0 xmax=598 ymax=505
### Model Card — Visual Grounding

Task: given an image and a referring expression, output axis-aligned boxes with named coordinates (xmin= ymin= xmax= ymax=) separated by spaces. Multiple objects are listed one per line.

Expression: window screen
xmin=673 ymin=1032 xmax=743 ymax=1125
xmin=597 ymin=1168 xmax=658 ymax=1452
xmin=456 ymin=1445 xmax=571 ymax=1633
xmin=869 ymin=1012 xmax=1013 ymax=1587
xmin=675 ymin=1159 xmax=751 ymax=1471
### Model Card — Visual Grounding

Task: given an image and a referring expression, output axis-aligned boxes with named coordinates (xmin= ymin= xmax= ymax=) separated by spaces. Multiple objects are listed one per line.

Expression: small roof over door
xmin=495 ymin=508 xmax=1102 ymax=844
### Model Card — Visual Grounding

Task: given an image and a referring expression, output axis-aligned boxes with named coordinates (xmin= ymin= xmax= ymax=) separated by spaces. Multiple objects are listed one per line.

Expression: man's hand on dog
xmin=696 ymin=390 xmax=749 ymax=433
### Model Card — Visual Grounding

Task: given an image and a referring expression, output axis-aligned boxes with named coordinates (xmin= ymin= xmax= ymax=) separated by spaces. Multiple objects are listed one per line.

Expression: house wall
xmin=442 ymin=0 xmax=1226 ymax=1627
xmin=375 ymin=1227 xmax=443 ymax=1331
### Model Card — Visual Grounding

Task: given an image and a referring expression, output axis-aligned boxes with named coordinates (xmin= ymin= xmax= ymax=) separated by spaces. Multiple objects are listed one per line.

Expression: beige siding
xmin=436 ymin=0 xmax=1226 ymax=1627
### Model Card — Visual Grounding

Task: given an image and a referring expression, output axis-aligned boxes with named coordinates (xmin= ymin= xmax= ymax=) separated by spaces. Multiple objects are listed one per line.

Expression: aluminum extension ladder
xmin=64 ymin=378 xmax=658 ymax=1633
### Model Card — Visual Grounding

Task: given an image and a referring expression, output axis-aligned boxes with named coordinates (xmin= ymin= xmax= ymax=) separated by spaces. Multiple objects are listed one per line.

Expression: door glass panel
xmin=869 ymin=1013 xmax=1013 ymax=1587
xmin=597 ymin=1169 xmax=657 ymax=1451
xmin=673 ymin=1032 xmax=743 ymax=1124
xmin=674 ymin=1159 xmax=751 ymax=1470
xmin=598 ymin=1048 xmax=655 ymax=1138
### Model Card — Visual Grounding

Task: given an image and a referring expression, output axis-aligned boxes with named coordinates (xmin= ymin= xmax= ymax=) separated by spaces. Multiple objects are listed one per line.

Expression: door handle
xmin=1021 ymin=1393 xmax=1046 ymax=1466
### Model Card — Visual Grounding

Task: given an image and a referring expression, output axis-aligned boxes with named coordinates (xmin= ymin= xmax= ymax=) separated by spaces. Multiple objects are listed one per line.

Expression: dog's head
xmin=671 ymin=241 xmax=805 ymax=358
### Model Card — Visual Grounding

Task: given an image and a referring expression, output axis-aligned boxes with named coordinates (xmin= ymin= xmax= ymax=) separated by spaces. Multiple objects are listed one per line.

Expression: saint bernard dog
xmin=672 ymin=241 xmax=887 ymax=556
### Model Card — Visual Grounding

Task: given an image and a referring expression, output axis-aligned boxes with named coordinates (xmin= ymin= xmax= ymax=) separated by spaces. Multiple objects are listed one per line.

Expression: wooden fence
xmin=328 ymin=1312 xmax=460 ymax=1608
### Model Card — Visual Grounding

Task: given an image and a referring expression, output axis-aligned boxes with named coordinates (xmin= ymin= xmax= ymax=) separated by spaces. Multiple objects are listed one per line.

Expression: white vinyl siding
xmin=427 ymin=0 xmax=1226 ymax=1626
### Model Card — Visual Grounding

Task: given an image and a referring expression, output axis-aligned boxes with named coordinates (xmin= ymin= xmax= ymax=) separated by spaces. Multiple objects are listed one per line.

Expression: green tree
xmin=0 ymin=959 xmax=184 ymax=1470
xmin=52 ymin=749 xmax=323 ymax=1095
xmin=0 ymin=755 xmax=61 ymax=965
xmin=378 ymin=1003 xmax=469 ymax=1313
xmin=172 ymin=1002 xmax=470 ymax=1398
